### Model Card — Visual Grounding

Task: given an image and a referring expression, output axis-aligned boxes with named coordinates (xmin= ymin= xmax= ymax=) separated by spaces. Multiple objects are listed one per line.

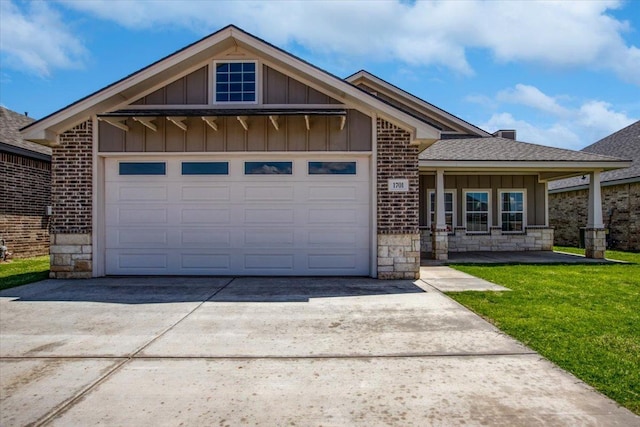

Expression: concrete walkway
xmin=1 ymin=277 xmax=638 ymax=426
xmin=420 ymin=266 xmax=510 ymax=291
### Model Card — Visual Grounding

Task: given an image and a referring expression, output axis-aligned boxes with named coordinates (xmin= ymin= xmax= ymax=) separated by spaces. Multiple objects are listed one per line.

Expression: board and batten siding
xmin=419 ymin=174 xmax=547 ymax=227
xmin=100 ymin=66 xmax=371 ymax=152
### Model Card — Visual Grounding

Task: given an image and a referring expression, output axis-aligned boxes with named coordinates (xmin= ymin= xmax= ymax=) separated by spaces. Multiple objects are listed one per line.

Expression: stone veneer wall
xmin=0 ymin=152 xmax=51 ymax=258
xmin=420 ymin=226 xmax=554 ymax=254
xmin=376 ymin=119 xmax=420 ymax=279
xmin=549 ymin=182 xmax=639 ymax=251
xmin=49 ymin=120 xmax=93 ymax=278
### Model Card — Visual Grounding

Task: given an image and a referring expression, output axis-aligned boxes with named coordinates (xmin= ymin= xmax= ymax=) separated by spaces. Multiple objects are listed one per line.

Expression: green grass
xmin=447 ymin=250 xmax=640 ymax=414
xmin=0 ymin=255 xmax=50 ymax=290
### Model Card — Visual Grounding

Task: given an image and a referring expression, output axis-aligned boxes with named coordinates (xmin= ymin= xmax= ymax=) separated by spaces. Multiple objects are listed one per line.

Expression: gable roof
xmin=549 ymin=121 xmax=640 ymax=190
xmin=0 ymin=107 xmax=51 ymax=160
xmin=21 ymin=25 xmax=439 ymax=145
xmin=345 ymin=70 xmax=491 ymax=137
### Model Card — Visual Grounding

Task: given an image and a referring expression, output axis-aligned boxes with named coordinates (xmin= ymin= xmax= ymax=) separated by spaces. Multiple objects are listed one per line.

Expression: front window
xmin=465 ymin=191 xmax=490 ymax=232
xmin=215 ymin=61 xmax=256 ymax=103
xmin=428 ymin=190 xmax=455 ymax=230
xmin=500 ymin=190 xmax=525 ymax=232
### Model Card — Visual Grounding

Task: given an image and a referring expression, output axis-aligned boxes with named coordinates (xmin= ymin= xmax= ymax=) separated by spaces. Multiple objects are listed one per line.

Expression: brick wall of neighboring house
xmin=0 ymin=152 xmax=51 ymax=258
xmin=376 ymin=119 xmax=420 ymax=279
xmin=49 ymin=120 xmax=94 ymax=278
xmin=549 ymin=181 xmax=640 ymax=251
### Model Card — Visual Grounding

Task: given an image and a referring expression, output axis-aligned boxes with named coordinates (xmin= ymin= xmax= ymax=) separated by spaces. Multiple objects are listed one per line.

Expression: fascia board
xmin=232 ymin=31 xmax=441 ymax=142
xmin=419 ymin=160 xmax=632 ymax=171
xmin=549 ymin=176 xmax=640 ymax=194
xmin=22 ymin=29 xmax=236 ymax=143
xmin=23 ymin=26 xmax=440 ymax=144
xmin=346 ymin=71 xmax=491 ymax=137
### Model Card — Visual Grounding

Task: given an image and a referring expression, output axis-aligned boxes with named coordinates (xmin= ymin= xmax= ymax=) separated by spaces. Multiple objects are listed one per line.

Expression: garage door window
xmin=308 ymin=162 xmax=356 ymax=175
xmin=245 ymin=161 xmax=292 ymax=175
xmin=119 ymin=162 xmax=166 ymax=175
xmin=182 ymin=162 xmax=229 ymax=175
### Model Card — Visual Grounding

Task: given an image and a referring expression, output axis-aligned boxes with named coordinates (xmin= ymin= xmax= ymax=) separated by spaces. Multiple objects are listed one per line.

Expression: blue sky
xmin=1 ymin=0 xmax=639 ymax=150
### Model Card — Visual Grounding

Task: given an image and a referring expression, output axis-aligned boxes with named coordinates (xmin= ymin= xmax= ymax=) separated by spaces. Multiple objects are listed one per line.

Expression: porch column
xmin=585 ymin=171 xmax=606 ymax=259
xmin=431 ymin=169 xmax=448 ymax=260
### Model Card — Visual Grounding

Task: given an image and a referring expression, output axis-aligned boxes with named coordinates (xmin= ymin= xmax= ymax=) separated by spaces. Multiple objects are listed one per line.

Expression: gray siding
xmin=263 ymin=66 xmax=341 ymax=105
xmin=132 ymin=67 xmax=208 ymax=105
xmin=419 ymin=174 xmax=546 ymax=227
xmin=99 ymin=110 xmax=371 ymax=152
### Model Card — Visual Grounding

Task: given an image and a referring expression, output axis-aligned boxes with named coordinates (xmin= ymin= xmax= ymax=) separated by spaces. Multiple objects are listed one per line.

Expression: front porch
xmin=420 ymin=250 xmax=617 ymax=266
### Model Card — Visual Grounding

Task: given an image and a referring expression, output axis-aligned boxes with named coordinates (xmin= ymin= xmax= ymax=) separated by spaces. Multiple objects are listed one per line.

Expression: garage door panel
xmin=244 ymin=185 xmax=294 ymax=201
xmin=181 ymin=208 xmax=230 ymax=225
xmin=114 ymin=207 xmax=168 ymax=225
xmin=181 ymin=185 xmax=230 ymax=201
xmin=307 ymin=230 xmax=358 ymax=246
xmin=243 ymin=229 xmax=295 ymax=247
xmin=244 ymin=254 xmax=294 ymax=270
xmin=105 ymin=157 xmax=371 ymax=276
xmin=181 ymin=229 xmax=231 ymax=247
xmin=181 ymin=253 xmax=230 ymax=270
xmin=307 ymin=185 xmax=358 ymax=201
xmin=308 ymin=254 xmax=357 ymax=270
xmin=244 ymin=208 xmax=294 ymax=224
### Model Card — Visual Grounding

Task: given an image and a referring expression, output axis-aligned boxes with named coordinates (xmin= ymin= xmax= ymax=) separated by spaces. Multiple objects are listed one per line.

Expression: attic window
xmin=214 ymin=61 xmax=257 ymax=103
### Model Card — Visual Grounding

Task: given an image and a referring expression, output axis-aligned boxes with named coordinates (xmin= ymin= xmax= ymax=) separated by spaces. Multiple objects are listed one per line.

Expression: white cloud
xmin=479 ymin=85 xmax=637 ymax=149
xmin=55 ymin=0 xmax=640 ymax=84
xmin=0 ymin=1 xmax=86 ymax=76
xmin=497 ymin=84 xmax=570 ymax=117
xmin=481 ymin=112 xmax=584 ymax=150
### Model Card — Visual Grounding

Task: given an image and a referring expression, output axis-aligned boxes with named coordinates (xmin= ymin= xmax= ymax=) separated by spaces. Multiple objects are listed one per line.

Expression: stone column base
xmin=377 ymin=234 xmax=420 ymax=280
xmin=50 ymin=233 xmax=93 ymax=279
xmin=584 ymin=228 xmax=606 ymax=259
xmin=431 ymin=227 xmax=448 ymax=260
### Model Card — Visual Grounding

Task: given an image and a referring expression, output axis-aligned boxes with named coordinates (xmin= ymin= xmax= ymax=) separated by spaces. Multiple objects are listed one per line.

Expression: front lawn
xmin=0 ymin=255 xmax=50 ymax=290
xmin=447 ymin=250 xmax=640 ymax=415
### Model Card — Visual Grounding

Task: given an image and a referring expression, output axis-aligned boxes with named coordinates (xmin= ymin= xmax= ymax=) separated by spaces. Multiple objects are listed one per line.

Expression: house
xmin=0 ymin=106 xmax=52 ymax=258
xmin=20 ymin=25 xmax=629 ymax=279
xmin=549 ymin=121 xmax=639 ymax=251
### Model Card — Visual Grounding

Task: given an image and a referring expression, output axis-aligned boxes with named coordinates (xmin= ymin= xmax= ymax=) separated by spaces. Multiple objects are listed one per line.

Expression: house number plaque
xmin=388 ymin=179 xmax=409 ymax=192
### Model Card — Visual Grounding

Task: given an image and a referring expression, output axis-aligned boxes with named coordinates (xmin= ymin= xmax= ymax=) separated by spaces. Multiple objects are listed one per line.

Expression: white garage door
xmin=104 ymin=156 xmax=370 ymax=275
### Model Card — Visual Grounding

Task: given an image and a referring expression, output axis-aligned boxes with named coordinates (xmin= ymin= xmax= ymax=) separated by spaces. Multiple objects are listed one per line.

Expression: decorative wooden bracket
xmin=201 ymin=116 xmax=218 ymax=131
xmin=304 ymin=115 xmax=310 ymax=131
xmin=98 ymin=117 xmax=129 ymax=132
xmin=339 ymin=116 xmax=346 ymax=131
xmin=269 ymin=115 xmax=279 ymax=131
xmin=167 ymin=116 xmax=187 ymax=131
xmin=133 ymin=117 xmax=157 ymax=132
xmin=237 ymin=116 xmax=249 ymax=131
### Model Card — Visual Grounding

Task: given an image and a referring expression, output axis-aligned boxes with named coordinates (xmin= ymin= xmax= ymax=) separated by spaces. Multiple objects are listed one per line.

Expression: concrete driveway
xmin=1 ymin=276 xmax=637 ymax=426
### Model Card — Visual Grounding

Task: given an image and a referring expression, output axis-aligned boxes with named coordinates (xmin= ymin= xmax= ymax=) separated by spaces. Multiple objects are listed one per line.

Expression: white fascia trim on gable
xmin=346 ymin=70 xmax=491 ymax=137
xmin=23 ymin=26 xmax=440 ymax=145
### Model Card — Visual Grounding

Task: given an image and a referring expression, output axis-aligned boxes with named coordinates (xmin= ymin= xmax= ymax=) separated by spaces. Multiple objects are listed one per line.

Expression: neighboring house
xmin=549 ymin=121 xmax=639 ymax=251
xmin=0 ymin=106 xmax=52 ymax=258
xmin=21 ymin=25 xmax=629 ymax=279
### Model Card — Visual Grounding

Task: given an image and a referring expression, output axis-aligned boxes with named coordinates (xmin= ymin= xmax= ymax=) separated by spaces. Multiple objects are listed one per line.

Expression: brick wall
xmin=376 ymin=119 xmax=420 ymax=279
xmin=0 ymin=152 xmax=51 ymax=258
xmin=376 ymin=119 xmax=419 ymax=234
xmin=49 ymin=120 xmax=93 ymax=278
xmin=549 ymin=182 xmax=640 ymax=251
xmin=51 ymin=121 xmax=93 ymax=234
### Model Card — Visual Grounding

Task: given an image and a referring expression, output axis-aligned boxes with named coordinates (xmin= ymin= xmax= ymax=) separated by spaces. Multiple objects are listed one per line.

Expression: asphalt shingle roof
xmin=549 ymin=121 xmax=640 ymax=190
xmin=419 ymin=136 xmax=624 ymax=162
xmin=0 ymin=107 xmax=51 ymax=156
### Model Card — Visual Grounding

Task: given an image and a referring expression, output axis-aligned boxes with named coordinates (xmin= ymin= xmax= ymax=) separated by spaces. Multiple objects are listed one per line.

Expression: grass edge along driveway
xmin=447 ymin=249 xmax=640 ymax=415
xmin=0 ymin=255 xmax=49 ymax=290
